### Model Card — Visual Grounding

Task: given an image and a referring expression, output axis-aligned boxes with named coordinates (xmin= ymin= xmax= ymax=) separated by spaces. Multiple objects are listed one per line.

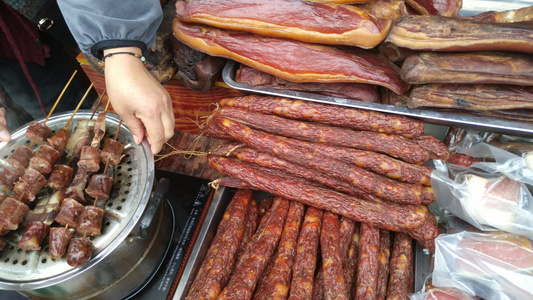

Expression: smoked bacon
xmin=175 ymin=0 xmax=391 ymax=49
xmin=386 ymin=15 xmax=533 ymax=54
xmin=172 ymin=20 xmax=410 ymax=94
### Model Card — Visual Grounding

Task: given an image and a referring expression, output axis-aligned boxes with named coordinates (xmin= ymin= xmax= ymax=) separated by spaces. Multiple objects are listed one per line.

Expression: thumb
xmin=121 ymin=116 xmax=145 ymax=145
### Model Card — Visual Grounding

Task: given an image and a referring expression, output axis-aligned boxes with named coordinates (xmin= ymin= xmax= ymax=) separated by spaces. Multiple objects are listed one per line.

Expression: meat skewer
xmin=25 ymin=70 xmax=78 ymax=146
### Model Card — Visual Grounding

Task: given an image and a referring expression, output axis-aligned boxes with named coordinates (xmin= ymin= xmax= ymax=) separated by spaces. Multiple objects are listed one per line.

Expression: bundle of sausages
xmin=187 ymin=189 xmax=417 ymax=300
xmin=201 ymin=95 xmax=447 ymax=253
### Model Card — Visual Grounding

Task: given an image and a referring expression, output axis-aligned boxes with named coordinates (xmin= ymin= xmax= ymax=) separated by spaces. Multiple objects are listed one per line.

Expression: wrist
xmin=103 ymin=47 xmax=146 ymax=65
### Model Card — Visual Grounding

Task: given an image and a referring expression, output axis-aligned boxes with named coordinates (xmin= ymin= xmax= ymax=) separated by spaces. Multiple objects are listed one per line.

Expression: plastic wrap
xmin=431 ymin=231 xmax=533 ymax=300
xmin=432 ymin=161 xmax=533 ymax=238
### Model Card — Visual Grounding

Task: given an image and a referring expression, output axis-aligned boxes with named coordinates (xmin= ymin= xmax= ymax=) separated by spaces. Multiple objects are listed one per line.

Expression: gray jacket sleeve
xmin=57 ymin=0 xmax=163 ymax=59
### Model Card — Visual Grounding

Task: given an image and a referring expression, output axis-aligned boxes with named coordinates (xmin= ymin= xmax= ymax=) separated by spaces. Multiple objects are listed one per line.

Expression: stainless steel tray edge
xmin=222 ymin=60 xmax=533 ymax=137
xmin=173 ymin=186 xmax=235 ymax=300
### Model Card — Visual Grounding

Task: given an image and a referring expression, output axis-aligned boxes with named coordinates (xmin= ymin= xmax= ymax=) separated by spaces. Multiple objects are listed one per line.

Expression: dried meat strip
xmin=466 ymin=5 xmax=533 ymax=23
xmin=386 ymin=15 xmax=533 ymax=54
xmin=215 ymin=117 xmax=427 ymax=204
xmin=289 ymin=207 xmax=323 ymax=300
xmin=376 ymin=229 xmax=392 ymax=300
xmin=218 ymin=106 xmax=439 ymax=167
xmin=401 ymin=51 xmax=533 ymax=86
xmin=321 ymin=211 xmax=349 ymax=299
xmin=387 ymin=232 xmax=414 ymax=299
xmin=408 ymin=84 xmax=533 ymax=111
xmin=404 ymin=0 xmax=462 ymax=17
xmin=208 ymin=155 xmax=427 ymax=231
xmin=254 ymin=201 xmax=305 ymax=300
xmin=235 ymin=64 xmax=379 ymax=102
xmin=176 ymin=0 xmax=392 ymax=49
xmin=173 ymin=21 xmax=410 ymax=95
xmin=65 ymin=169 xmax=89 ymax=204
xmin=218 ymin=197 xmax=289 ymax=300
xmin=355 ymin=223 xmax=381 ymax=300
xmin=220 ymin=95 xmax=423 ymax=137
xmin=186 ymin=189 xmax=252 ymax=300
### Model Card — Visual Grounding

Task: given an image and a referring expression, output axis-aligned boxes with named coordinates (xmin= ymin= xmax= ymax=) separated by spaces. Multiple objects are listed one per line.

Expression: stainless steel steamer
xmin=0 ymin=111 xmax=171 ymax=299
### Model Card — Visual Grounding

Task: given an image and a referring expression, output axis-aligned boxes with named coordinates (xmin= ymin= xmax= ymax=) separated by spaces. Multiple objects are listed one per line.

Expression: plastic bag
xmin=432 ymin=231 xmax=533 ymax=300
xmin=453 ymin=132 xmax=533 ymax=185
xmin=431 ymin=161 xmax=533 ymax=238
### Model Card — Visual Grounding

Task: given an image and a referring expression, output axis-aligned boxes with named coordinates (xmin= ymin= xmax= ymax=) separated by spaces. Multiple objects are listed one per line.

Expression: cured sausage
xmin=66 ymin=237 xmax=93 ymax=267
xmin=289 ymin=207 xmax=323 ymax=300
xmin=234 ymin=198 xmax=258 ymax=268
xmin=173 ymin=21 xmax=410 ymax=95
xmin=339 ymin=216 xmax=357 ymax=259
xmin=376 ymin=229 xmax=392 ymax=300
xmin=344 ymin=222 xmax=361 ymax=298
xmin=49 ymin=226 xmax=74 ymax=260
xmin=186 ymin=189 xmax=252 ymax=300
xmin=217 ymin=107 xmax=437 ymax=172
xmin=47 ymin=128 xmax=69 ymax=152
xmin=18 ymin=221 xmax=48 ymax=250
xmin=29 ymin=144 xmax=60 ymax=174
xmin=78 ymin=146 xmax=101 ymax=173
xmin=387 ymin=232 xmax=414 ymax=299
xmin=214 ymin=117 xmax=427 ymax=204
xmin=355 ymin=224 xmax=380 ymax=300
xmin=233 ymin=146 xmax=424 ymax=205
xmin=218 ymin=197 xmax=289 ymax=300
xmin=386 ymin=15 xmax=533 ymax=54
xmin=176 ymin=0 xmax=392 ymax=49
xmin=0 ymin=197 xmax=29 ymax=230
xmin=217 ymin=106 xmax=436 ymax=167
xmin=208 ymin=155 xmax=427 ymax=231
xmin=253 ymin=201 xmax=305 ymax=300
xmin=46 ymin=165 xmax=75 ymax=190
xmin=25 ymin=121 xmax=51 ymax=145
xmin=219 ymin=95 xmax=424 ymax=137
xmin=76 ymin=206 xmax=105 ymax=237
xmin=321 ymin=212 xmax=348 ymax=299
xmin=7 ymin=145 xmax=33 ymax=170
xmin=406 ymin=211 xmax=440 ymax=252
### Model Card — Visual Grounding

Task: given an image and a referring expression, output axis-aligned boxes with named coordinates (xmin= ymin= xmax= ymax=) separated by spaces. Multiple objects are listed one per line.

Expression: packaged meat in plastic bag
xmin=431 ymin=231 xmax=533 ymax=300
xmin=431 ymin=162 xmax=533 ymax=238
xmin=409 ymin=274 xmax=478 ymax=300
xmin=452 ymin=132 xmax=533 ymax=185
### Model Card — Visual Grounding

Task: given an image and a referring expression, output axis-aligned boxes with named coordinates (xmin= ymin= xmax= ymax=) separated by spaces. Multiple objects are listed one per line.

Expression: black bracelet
xmin=103 ymin=51 xmax=146 ymax=64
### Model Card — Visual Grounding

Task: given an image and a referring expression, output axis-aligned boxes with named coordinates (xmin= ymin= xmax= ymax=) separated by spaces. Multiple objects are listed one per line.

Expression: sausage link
xmin=217 ymin=107 xmax=435 ymax=166
xmin=289 ymin=207 xmax=323 ymax=300
xmin=219 ymin=96 xmax=424 ymax=137
xmin=254 ymin=201 xmax=305 ymax=300
xmin=321 ymin=212 xmax=349 ymax=300
xmin=186 ymin=189 xmax=252 ymax=300
xmin=208 ymin=155 xmax=427 ymax=231
xmin=215 ymin=117 xmax=426 ymax=204
xmin=355 ymin=224 xmax=381 ymax=300
xmin=218 ymin=197 xmax=289 ymax=300
xmin=376 ymin=229 xmax=392 ymax=300
xmin=387 ymin=232 xmax=414 ymax=299
xmin=344 ymin=222 xmax=361 ymax=298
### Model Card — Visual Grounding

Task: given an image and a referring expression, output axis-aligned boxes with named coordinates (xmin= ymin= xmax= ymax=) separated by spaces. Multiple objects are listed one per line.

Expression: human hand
xmin=0 ymin=108 xmax=11 ymax=142
xmin=103 ymin=47 xmax=175 ymax=154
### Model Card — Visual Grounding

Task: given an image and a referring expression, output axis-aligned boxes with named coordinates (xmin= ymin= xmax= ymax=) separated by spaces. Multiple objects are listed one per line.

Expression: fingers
xmin=121 ymin=114 xmax=145 ymax=146
xmin=0 ymin=108 xmax=11 ymax=142
xmin=142 ymin=107 xmax=175 ymax=154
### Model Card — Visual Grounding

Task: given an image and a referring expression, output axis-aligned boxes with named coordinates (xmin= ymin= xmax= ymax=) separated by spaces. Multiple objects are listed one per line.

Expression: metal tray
xmin=223 ymin=60 xmax=533 ymax=137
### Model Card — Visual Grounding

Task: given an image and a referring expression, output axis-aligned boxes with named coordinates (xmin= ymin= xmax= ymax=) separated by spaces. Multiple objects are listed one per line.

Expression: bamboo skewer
xmin=64 ymin=83 xmax=94 ymax=129
xmin=43 ymin=70 xmax=78 ymax=125
xmin=90 ymin=89 xmax=107 ymax=120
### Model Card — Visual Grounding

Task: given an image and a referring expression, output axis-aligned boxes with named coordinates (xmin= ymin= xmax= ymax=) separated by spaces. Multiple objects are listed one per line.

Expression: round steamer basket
xmin=0 ymin=110 xmax=170 ymax=299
